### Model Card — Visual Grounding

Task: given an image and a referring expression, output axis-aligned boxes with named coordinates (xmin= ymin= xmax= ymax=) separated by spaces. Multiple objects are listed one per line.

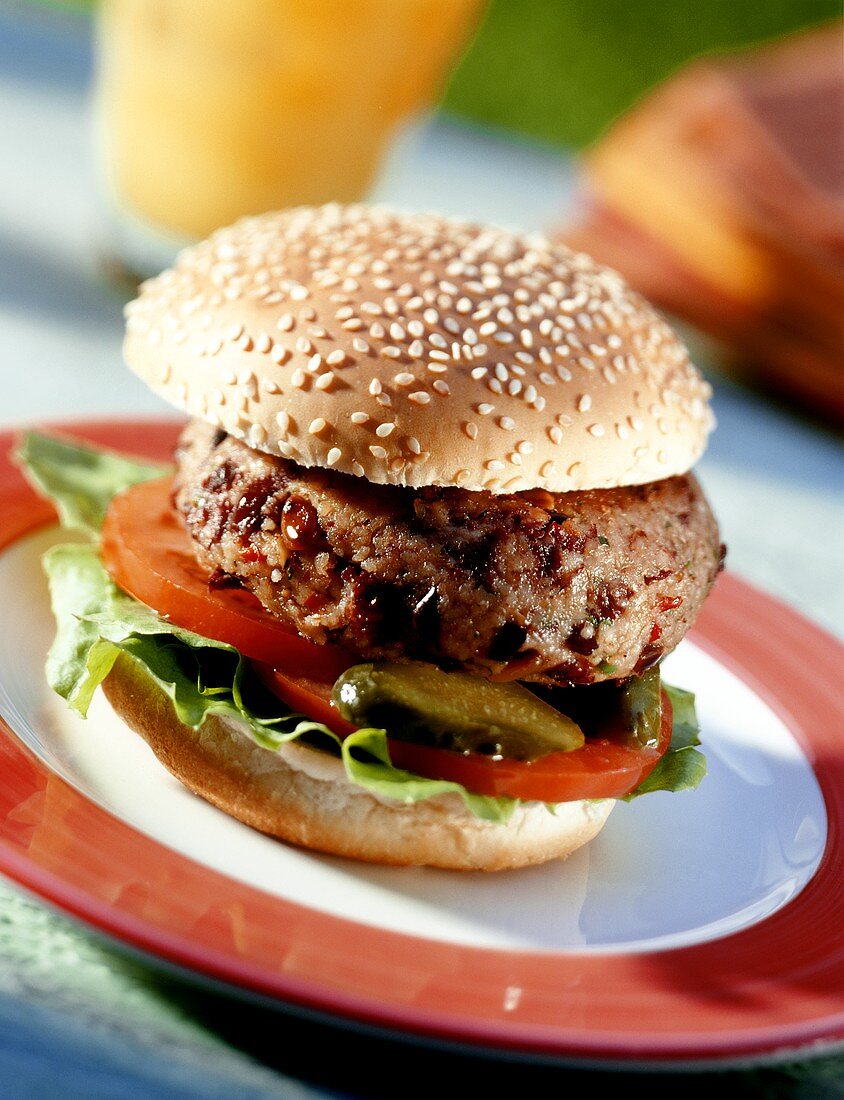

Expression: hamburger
xmin=22 ymin=204 xmax=723 ymax=870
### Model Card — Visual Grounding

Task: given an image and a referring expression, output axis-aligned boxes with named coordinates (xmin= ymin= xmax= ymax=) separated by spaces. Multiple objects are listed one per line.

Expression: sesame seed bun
xmin=102 ymin=652 xmax=614 ymax=871
xmin=124 ymin=203 xmax=715 ymax=493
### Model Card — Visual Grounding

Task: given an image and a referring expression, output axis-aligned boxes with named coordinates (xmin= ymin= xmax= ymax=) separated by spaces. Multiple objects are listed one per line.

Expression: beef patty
xmin=173 ymin=420 xmax=724 ymax=686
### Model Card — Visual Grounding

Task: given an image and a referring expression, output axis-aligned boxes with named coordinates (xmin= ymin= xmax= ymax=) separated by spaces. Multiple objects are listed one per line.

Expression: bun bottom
xmin=102 ymin=654 xmax=615 ymax=871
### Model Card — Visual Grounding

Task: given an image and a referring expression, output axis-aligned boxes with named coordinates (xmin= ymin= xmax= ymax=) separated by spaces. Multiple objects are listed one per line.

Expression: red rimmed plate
xmin=1 ymin=419 xmax=842 ymax=1069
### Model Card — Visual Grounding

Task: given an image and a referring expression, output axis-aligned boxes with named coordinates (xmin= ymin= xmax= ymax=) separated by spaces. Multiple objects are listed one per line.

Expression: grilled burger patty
xmin=174 ymin=420 xmax=723 ymax=685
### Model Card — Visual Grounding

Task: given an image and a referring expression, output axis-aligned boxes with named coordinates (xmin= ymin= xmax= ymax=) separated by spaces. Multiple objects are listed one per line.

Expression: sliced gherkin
xmin=332 ymin=661 xmax=585 ymax=761
xmin=618 ymin=667 xmax=663 ymax=748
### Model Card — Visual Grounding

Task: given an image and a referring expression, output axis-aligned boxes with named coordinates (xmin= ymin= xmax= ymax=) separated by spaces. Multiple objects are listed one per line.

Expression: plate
xmin=1 ymin=419 xmax=843 ymax=1068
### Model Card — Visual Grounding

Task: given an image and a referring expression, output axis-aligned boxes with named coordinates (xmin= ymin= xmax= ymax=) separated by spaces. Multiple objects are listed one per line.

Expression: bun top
xmin=124 ymin=203 xmax=714 ymax=493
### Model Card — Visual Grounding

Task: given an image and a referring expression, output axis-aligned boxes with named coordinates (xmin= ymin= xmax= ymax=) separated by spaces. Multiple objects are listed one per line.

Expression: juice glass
xmin=94 ymin=0 xmax=486 ymax=278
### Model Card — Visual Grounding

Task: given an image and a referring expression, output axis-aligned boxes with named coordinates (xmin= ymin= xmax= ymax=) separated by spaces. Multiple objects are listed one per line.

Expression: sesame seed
xmin=369 ymin=378 xmax=382 ymax=396
xmin=352 ymin=461 xmax=365 ymax=477
xmin=394 ymin=371 xmax=414 ymax=386
xmin=381 ymin=345 xmax=401 ymax=358
xmin=477 ymin=402 xmax=494 ymax=416
xmin=350 ymin=411 xmax=368 ymax=425
xmin=407 ymin=436 xmax=421 ymax=454
xmin=309 ymin=418 xmax=327 ymax=435
xmin=276 ymin=410 xmax=290 ymax=432
xmin=498 ymin=416 xmax=516 ymax=431
xmin=307 ymin=353 xmax=323 ymax=373
xmin=409 ymin=391 xmax=431 ymax=405
xmin=291 ymin=368 xmax=306 ymax=388
xmin=341 ymin=317 xmax=363 ymax=331
xmin=326 ymin=349 xmax=347 ymax=366
xmin=369 ymin=445 xmax=388 ymax=460
xmin=376 ymin=422 xmax=396 ymax=437
xmin=408 ymin=340 xmax=424 ymax=358
xmin=326 ymin=447 xmax=342 ymax=466
xmin=352 ymin=337 xmax=370 ymax=354
xmin=471 ymin=366 xmax=487 ymax=380
xmin=429 ymin=349 xmax=450 ymax=362
xmin=549 ymin=426 xmax=563 ymax=444
xmin=588 ymin=423 xmax=605 ymax=437
xmin=464 ymin=422 xmax=478 ymax=440
xmin=577 ymin=394 xmax=592 ymax=412
xmin=315 ymin=371 xmax=335 ymax=391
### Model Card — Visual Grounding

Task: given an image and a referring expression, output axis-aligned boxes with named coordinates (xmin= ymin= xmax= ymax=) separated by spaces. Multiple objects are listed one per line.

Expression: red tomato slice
xmin=101 ymin=477 xmax=354 ymax=682
xmin=253 ymin=663 xmax=357 ymax=738
xmin=255 ymin=662 xmax=674 ymax=803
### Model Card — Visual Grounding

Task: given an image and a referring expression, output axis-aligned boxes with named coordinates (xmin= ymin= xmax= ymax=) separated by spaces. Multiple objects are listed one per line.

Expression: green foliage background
xmin=443 ymin=0 xmax=841 ymax=148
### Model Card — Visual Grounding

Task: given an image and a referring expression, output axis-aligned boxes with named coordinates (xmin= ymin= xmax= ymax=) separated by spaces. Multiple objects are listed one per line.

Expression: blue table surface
xmin=1 ymin=4 xmax=843 ymax=1098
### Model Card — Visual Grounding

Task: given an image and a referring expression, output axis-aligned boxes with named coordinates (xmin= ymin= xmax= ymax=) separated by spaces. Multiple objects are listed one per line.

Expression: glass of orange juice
xmin=94 ymin=0 xmax=486 ymax=280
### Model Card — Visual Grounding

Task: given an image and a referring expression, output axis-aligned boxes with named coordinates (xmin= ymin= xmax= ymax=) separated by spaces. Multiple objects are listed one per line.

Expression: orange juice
xmin=95 ymin=0 xmax=485 ymax=255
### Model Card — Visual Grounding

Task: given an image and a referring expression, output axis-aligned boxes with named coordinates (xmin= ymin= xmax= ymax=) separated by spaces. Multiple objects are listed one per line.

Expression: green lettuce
xmin=16 ymin=430 xmax=169 ymax=536
xmin=19 ymin=431 xmax=706 ymax=820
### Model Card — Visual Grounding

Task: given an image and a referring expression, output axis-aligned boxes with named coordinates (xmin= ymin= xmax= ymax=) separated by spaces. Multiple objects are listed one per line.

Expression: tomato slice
xmin=255 ymin=662 xmax=673 ymax=803
xmin=254 ymin=663 xmax=357 ymax=738
xmin=101 ymin=477 xmax=354 ymax=681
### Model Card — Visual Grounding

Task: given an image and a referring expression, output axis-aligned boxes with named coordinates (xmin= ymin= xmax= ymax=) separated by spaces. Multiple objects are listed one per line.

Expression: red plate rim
xmin=1 ymin=417 xmax=843 ymax=1067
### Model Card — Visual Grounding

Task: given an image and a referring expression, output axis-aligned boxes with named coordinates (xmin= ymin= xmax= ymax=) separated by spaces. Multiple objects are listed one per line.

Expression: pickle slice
xmin=618 ymin=666 xmax=663 ymax=748
xmin=332 ymin=661 xmax=585 ymax=761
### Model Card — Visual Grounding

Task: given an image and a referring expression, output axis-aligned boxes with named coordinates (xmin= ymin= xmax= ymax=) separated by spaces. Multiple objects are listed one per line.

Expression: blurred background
xmin=1 ymin=2 xmax=843 ymax=1098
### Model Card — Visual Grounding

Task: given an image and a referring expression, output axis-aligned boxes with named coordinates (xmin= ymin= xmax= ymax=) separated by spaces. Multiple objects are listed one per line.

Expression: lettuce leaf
xmin=624 ymin=684 xmax=707 ymax=799
xmin=22 ymin=430 xmax=706 ymax=818
xmin=15 ymin=430 xmax=168 ymax=535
